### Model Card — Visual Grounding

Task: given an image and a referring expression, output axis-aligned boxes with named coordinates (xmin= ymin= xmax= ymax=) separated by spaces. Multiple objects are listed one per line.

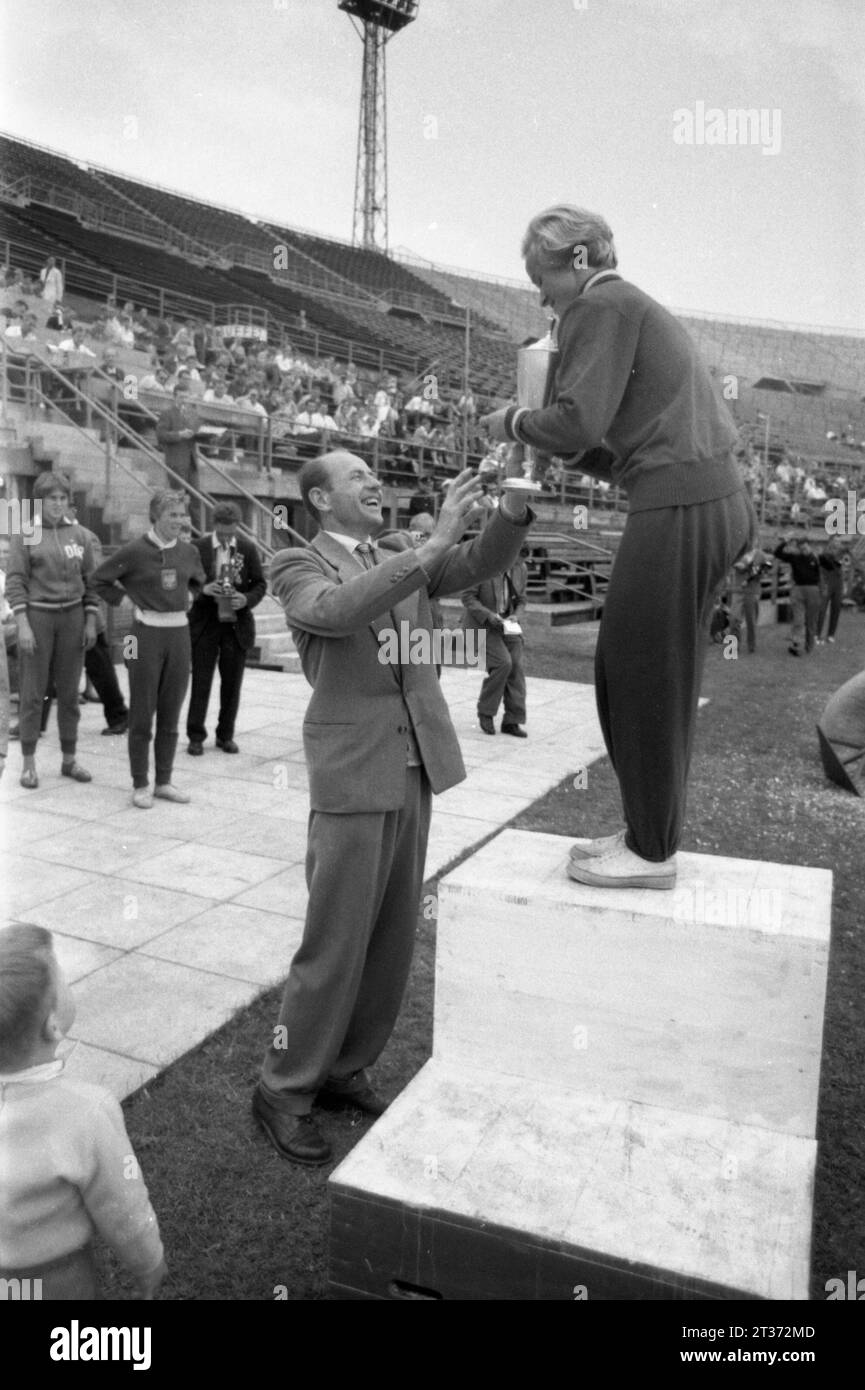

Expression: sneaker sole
xmin=566 ymin=862 xmax=676 ymax=890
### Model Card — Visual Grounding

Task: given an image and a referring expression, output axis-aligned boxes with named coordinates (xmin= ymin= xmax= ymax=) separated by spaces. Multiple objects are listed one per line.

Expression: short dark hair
xmin=213 ymin=502 xmax=240 ymax=526
xmin=299 ymin=455 xmax=336 ymax=524
xmin=0 ymin=924 xmax=56 ymax=1069
xmin=33 ymin=470 xmax=72 ymax=500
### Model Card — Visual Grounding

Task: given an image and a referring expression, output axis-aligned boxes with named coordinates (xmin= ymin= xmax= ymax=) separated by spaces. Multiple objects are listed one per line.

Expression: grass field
xmin=96 ymin=606 xmax=865 ymax=1301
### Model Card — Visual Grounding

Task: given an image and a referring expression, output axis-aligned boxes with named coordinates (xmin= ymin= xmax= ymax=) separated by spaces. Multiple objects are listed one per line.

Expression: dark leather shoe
xmin=501 ymin=723 xmax=528 ymax=738
xmin=318 ymin=1085 xmax=389 ymax=1118
xmin=216 ymin=738 xmax=239 ymax=754
xmin=479 ymin=715 xmax=496 ymax=735
xmin=187 ymin=741 xmax=204 ymax=756
xmin=252 ymin=1087 xmax=332 ymax=1165
xmin=102 ymin=717 xmax=128 ymax=736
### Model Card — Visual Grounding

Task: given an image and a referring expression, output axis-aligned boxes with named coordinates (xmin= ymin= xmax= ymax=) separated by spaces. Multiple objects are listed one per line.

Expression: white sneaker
xmin=154 ymin=784 xmax=191 ymax=804
xmin=132 ymin=788 xmax=154 ymax=810
xmin=567 ymin=842 xmax=677 ymax=890
xmin=568 ymin=830 xmax=626 ymax=861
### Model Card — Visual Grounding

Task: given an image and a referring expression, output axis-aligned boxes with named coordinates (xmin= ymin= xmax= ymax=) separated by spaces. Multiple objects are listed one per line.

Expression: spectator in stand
xmin=817 ymin=536 xmax=845 ymax=645
xmin=48 ymin=325 xmax=97 ymax=360
xmin=99 ymin=347 xmax=124 ymax=383
xmin=45 ymin=302 xmax=72 ymax=332
xmin=39 ymin=256 xmax=64 ymax=308
xmin=202 ymin=373 xmax=234 ymax=406
xmin=156 ymin=384 xmax=203 ymax=525
xmin=411 ymin=418 xmax=434 ymax=476
xmin=5 ymin=472 xmax=99 ymax=790
xmin=236 ymin=387 xmax=268 ymax=417
xmin=4 ymin=311 xmax=39 ymax=344
xmin=91 ymin=490 xmax=205 ymax=809
xmin=774 ymin=534 xmax=821 ymax=656
xmin=373 ymin=380 xmax=392 ymax=431
xmin=171 ymin=321 xmax=195 ymax=361
xmin=408 ymin=476 xmax=437 ymax=518
xmin=139 ymin=365 xmax=171 ymax=394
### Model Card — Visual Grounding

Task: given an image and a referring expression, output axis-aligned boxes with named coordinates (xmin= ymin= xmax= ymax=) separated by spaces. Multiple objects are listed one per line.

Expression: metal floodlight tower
xmin=339 ymin=0 xmax=419 ymax=251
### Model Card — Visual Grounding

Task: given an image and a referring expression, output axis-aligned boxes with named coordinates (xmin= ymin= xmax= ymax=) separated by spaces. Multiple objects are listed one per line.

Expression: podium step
xmin=329 ymin=1061 xmax=814 ymax=1301
xmin=435 ymin=830 xmax=830 ymax=1138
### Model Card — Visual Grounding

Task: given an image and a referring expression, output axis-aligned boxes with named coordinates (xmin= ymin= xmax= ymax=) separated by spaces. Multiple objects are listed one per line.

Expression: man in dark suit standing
xmin=186 ymin=503 xmax=266 ymax=755
xmin=252 ymin=450 xmax=532 ymax=1164
xmin=461 ymin=549 xmax=529 ymax=737
xmin=156 ymin=383 xmax=203 ymax=526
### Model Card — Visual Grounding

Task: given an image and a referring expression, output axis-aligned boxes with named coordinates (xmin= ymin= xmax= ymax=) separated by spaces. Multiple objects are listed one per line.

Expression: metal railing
xmin=5 ymin=347 xmax=309 ymax=553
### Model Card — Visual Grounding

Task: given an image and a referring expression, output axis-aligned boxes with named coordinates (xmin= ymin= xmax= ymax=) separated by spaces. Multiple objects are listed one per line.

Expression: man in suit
xmin=186 ymin=503 xmax=266 ymax=755
xmin=253 ymin=450 xmax=532 ymax=1164
xmin=156 ymin=383 xmax=203 ymax=526
xmin=461 ymin=549 xmax=529 ymax=737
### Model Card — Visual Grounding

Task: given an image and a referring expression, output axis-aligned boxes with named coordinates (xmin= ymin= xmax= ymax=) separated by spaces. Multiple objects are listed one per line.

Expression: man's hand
xmin=15 ymin=614 xmax=36 ymax=655
xmin=415 ymin=469 xmax=484 ymax=570
xmin=229 ymin=592 xmax=247 ymax=610
xmin=179 ymin=428 xmax=195 ymax=440
xmin=83 ymin=614 xmax=98 ymax=651
xmin=480 ymin=408 xmax=510 ymax=443
xmin=202 ymin=581 xmax=223 ymax=597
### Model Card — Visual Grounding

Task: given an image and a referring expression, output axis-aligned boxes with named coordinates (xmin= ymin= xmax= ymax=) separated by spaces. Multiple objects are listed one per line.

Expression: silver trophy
xmin=501 ymin=331 xmax=558 ymax=493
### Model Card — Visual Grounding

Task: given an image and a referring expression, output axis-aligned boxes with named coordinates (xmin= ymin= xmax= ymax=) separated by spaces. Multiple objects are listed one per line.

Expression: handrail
xmin=10 ymin=349 xmax=308 ymax=553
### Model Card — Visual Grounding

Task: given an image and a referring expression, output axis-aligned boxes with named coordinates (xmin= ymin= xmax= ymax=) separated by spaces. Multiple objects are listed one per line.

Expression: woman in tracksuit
xmin=483 ymin=204 xmax=754 ymax=890
xmin=5 ymin=471 xmax=98 ymax=789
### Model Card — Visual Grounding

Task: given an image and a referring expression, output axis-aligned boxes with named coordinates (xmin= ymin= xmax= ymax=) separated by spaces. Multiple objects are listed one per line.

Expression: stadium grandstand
xmin=3 ymin=130 xmax=865 ymax=640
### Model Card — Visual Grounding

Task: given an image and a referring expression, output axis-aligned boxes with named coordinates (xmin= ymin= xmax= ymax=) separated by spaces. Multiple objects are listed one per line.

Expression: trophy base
xmin=501 ymin=478 xmax=543 ymax=493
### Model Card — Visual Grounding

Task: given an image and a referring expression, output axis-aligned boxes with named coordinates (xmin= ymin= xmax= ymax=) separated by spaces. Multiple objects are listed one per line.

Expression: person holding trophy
xmin=482 ymin=205 xmax=754 ymax=890
xmin=186 ymin=502 xmax=266 ymax=756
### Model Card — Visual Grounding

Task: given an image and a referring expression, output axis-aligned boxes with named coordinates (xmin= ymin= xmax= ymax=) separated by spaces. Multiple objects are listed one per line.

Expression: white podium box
xmin=435 ymin=832 xmax=831 ymax=1138
xmin=328 ymin=830 xmax=831 ymax=1300
xmin=329 ymin=1061 xmax=815 ymax=1301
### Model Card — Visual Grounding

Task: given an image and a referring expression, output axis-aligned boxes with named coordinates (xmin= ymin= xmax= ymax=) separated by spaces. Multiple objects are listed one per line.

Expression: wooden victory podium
xmin=328 ymin=831 xmax=831 ymax=1300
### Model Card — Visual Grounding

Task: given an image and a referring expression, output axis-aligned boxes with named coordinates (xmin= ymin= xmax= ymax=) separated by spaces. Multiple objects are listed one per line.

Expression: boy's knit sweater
xmin=0 ymin=1060 xmax=164 ymax=1275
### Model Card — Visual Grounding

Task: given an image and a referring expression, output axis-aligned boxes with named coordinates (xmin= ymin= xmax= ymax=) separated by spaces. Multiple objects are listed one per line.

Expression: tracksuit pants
xmin=127 ymin=622 xmax=190 ymax=788
xmin=790 ymin=585 xmax=821 ymax=652
xmin=595 ymin=489 xmax=753 ymax=863
xmin=18 ymin=606 xmax=84 ymax=757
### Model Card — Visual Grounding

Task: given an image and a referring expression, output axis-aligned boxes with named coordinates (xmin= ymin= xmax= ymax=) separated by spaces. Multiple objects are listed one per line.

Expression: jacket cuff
xmin=505 ymin=406 xmax=530 ymax=442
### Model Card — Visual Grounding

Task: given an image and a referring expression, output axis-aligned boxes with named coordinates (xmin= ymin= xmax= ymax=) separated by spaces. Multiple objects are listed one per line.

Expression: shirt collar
xmin=148 ymin=528 xmax=177 ymax=551
xmin=0 ymin=1052 xmax=69 ymax=1085
xmin=324 ymin=530 xmax=375 ymax=554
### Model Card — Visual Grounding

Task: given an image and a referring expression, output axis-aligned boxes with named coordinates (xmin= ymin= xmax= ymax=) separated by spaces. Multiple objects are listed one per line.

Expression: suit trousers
xmin=790 ymin=585 xmax=820 ymax=652
xmin=186 ymin=619 xmax=247 ymax=744
xmin=818 ymin=576 xmax=843 ymax=640
xmin=260 ymin=766 xmax=432 ymax=1114
xmin=18 ymin=606 xmax=83 ymax=757
xmin=477 ymin=630 xmax=526 ymax=724
xmin=595 ymin=490 xmax=753 ymax=863
xmin=126 ymin=623 xmax=190 ymax=788
xmin=85 ymin=631 xmax=128 ymax=726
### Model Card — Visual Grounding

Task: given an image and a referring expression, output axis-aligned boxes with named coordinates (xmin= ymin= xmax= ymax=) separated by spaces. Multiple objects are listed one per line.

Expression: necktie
xmin=355 ymin=542 xmax=378 ymax=569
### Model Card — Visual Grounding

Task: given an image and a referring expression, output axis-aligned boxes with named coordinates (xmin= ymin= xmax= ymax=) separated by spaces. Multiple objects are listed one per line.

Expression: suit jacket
xmin=156 ymin=402 xmax=201 ymax=484
xmin=461 ymin=560 xmax=528 ymax=631
xmin=187 ymin=533 xmax=267 ymax=650
xmin=270 ymin=509 xmax=531 ymax=813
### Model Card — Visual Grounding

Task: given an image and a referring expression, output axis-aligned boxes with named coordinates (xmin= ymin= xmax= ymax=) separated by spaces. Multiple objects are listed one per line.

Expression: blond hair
xmin=521 ymin=205 xmax=617 ymax=277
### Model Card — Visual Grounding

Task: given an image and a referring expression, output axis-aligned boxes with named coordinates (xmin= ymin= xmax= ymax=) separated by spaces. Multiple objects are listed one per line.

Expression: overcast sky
xmin=1 ymin=0 xmax=863 ymax=331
